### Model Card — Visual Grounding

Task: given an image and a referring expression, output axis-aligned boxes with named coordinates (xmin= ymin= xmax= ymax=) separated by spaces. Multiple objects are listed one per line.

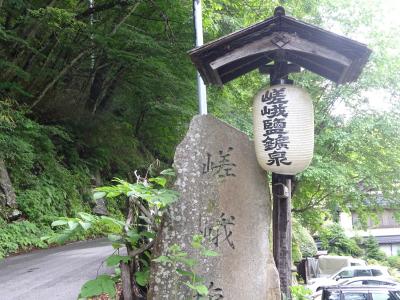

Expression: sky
xmin=327 ymin=0 xmax=400 ymax=116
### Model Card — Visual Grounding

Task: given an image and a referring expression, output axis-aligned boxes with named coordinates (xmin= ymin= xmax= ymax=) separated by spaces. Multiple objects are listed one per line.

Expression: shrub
xmin=0 ymin=221 xmax=50 ymax=258
xmin=387 ymin=256 xmax=400 ymax=270
xmin=290 ymin=285 xmax=312 ymax=300
xmin=292 ymin=218 xmax=318 ymax=261
xmin=318 ymin=223 xmax=363 ymax=257
xmin=362 ymin=235 xmax=387 ymax=261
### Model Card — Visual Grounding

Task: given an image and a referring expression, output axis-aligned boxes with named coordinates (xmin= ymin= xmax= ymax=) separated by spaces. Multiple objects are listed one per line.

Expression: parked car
xmin=321 ymin=286 xmax=400 ymax=300
xmin=316 ymin=256 xmax=367 ymax=278
xmin=308 ymin=266 xmax=391 ymax=293
xmin=339 ymin=277 xmax=399 ymax=287
xmin=312 ymin=277 xmax=400 ymax=300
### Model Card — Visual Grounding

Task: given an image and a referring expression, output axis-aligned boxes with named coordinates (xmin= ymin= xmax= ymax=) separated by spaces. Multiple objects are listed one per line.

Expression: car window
xmin=339 ymin=270 xmax=355 ymax=278
xmin=392 ymin=291 xmax=400 ymax=299
xmin=323 ymin=290 xmax=340 ymax=300
xmin=347 ymin=280 xmax=363 ymax=286
xmin=343 ymin=293 xmax=368 ymax=300
xmin=365 ymin=280 xmax=395 ymax=286
xmin=371 ymin=292 xmax=390 ymax=300
xmin=355 ymin=269 xmax=372 ymax=277
xmin=372 ymin=269 xmax=384 ymax=276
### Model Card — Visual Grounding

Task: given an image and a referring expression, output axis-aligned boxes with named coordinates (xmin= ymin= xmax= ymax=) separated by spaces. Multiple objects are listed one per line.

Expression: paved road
xmin=0 ymin=239 xmax=116 ymax=300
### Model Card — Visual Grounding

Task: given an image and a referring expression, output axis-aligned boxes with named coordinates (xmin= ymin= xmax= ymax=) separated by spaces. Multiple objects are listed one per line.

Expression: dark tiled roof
xmin=376 ymin=235 xmax=400 ymax=244
xmin=189 ymin=14 xmax=371 ymax=86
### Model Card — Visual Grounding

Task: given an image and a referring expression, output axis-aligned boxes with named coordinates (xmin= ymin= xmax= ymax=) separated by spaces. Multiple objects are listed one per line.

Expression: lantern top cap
xmin=274 ymin=6 xmax=285 ymax=17
xmin=189 ymin=7 xmax=372 ymax=86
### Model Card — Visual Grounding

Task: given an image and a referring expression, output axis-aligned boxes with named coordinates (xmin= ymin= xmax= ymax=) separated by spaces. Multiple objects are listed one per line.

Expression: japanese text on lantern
xmin=260 ymin=87 xmax=292 ymax=166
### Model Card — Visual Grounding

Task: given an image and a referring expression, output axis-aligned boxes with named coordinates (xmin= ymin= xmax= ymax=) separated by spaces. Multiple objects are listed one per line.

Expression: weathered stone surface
xmin=0 ymin=159 xmax=17 ymax=208
xmin=91 ymin=171 xmax=109 ymax=216
xmin=148 ymin=115 xmax=280 ymax=300
xmin=92 ymin=198 xmax=109 ymax=216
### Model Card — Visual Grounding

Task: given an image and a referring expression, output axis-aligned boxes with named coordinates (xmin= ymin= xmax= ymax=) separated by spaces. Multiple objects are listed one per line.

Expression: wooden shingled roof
xmin=188 ymin=12 xmax=372 ymax=86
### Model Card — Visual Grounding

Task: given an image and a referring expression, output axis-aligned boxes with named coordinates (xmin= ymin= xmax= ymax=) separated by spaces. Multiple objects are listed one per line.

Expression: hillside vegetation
xmin=1 ymin=0 xmax=400 ymax=258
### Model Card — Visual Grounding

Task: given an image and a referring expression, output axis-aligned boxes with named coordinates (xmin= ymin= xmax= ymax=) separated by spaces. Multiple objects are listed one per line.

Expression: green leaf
xmin=141 ymin=231 xmax=156 ymax=239
xmin=106 ymin=191 xmax=122 ymax=198
xmin=79 ymin=275 xmax=116 ymax=298
xmin=111 ymin=242 xmax=123 ymax=249
xmin=153 ymin=255 xmax=171 ymax=264
xmin=93 ymin=191 xmax=106 ymax=200
xmin=191 ymin=234 xmax=204 ymax=249
xmin=160 ymin=168 xmax=175 ymax=176
xmin=201 ymin=249 xmax=219 ymax=257
xmin=106 ymin=255 xmax=131 ymax=267
xmin=176 ymin=269 xmax=205 ymax=284
xmin=127 ymin=229 xmax=141 ymax=245
xmin=184 ymin=283 xmax=208 ymax=296
xmin=67 ymin=220 xmax=78 ymax=230
xmin=78 ymin=221 xmax=92 ymax=231
xmin=101 ymin=216 xmax=124 ymax=229
xmin=108 ymin=234 xmax=122 ymax=242
xmin=174 ymin=251 xmax=188 ymax=257
xmin=139 ymin=258 xmax=149 ymax=267
xmin=149 ymin=176 xmax=167 ymax=187
xmin=192 ymin=234 xmax=204 ymax=243
xmin=176 ymin=268 xmax=195 ymax=278
xmin=177 ymin=257 xmax=197 ymax=267
xmin=51 ymin=219 xmax=68 ymax=227
xmin=78 ymin=212 xmax=96 ymax=222
xmin=135 ymin=269 xmax=150 ymax=286
xmin=195 ymin=284 xmax=209 ymax=296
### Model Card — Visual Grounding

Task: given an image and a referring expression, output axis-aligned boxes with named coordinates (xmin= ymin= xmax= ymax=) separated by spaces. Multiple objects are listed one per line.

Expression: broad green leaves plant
xmin=153 ymin=235 xmax=219 ymax=298
xmin=290 ymin=285 xmax=312 ymax=300
xmin=46 ymin=170 xmax=178 ymax=299
xmin=79 ymin=274 xmax=117 ymax=299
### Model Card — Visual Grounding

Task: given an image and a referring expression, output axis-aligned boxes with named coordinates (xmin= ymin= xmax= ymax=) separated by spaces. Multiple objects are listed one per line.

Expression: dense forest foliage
xmin=1 ymin=0 xmax=400 ymax=259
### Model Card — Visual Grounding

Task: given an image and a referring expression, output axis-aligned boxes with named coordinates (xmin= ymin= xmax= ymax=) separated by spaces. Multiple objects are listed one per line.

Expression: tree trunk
xmin=120 ymin=261 xmax=134 ymax=300
xmin=0 ymin=159 xmax=17 ymax=207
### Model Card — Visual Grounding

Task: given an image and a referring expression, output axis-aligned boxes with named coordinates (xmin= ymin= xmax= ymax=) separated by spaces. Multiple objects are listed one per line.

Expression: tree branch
xmin=76 ymin=0 xmax=130 ymax=19
xmin=128 ymin=239 xmax=155 ymax=257
xmin=130 ymin=196 xmax=158 ymax=231
xmin=292 ymin=190 xmax=333 ymax=213
xmin=31 ymin=50 xmax=89 ymax=108
xmin=111 ymin=1 xmax=141 ymax=35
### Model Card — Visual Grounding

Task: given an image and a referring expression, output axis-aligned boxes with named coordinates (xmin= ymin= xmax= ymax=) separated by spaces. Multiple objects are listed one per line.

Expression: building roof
xmin=376 ymin=235 xmax=400 ymax=244
xmin=189 ymin=13 xmax=371 ymax=86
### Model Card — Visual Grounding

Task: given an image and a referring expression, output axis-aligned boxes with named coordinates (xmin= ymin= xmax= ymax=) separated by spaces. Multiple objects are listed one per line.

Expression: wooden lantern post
xmin=188 ymin=6 xmax=371 ymax=298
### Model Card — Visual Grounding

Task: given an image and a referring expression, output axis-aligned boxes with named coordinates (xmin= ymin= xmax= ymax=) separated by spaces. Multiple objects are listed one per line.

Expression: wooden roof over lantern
xmin=188 ymin=8 xmax=372 ymax=86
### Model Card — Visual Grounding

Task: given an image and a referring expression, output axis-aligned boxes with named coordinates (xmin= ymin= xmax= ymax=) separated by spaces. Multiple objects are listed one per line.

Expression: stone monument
xmin=148 ymin=115 xmax=280 ymax=299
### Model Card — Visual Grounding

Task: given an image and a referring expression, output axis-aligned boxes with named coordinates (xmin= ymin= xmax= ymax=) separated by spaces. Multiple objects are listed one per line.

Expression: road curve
xmin=0 ymin=239 xmax=116 ymax=300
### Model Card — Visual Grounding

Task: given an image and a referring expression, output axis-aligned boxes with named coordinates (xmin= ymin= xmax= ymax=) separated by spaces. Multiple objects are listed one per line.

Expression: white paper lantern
xmin=252 ymin=84 xmax=314 ymax=175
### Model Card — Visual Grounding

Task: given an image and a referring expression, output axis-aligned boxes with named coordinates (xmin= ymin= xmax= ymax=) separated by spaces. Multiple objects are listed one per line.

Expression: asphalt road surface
xmin=0 ymin=239 xmax=116 ymax=300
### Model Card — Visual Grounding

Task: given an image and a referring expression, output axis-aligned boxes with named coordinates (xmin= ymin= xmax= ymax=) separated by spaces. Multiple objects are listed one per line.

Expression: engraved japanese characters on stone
xmin=202 ymin=147 xmax=236 ymax=177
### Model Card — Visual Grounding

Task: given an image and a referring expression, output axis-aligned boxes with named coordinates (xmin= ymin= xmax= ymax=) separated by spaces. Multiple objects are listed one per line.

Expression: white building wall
xmin=380 ymin=245 xmax=392 ymax=257
xmin=340 ymin=212 xmax=353 ymax=232
xmin=339 ymin=212 xmax=400 ymax=256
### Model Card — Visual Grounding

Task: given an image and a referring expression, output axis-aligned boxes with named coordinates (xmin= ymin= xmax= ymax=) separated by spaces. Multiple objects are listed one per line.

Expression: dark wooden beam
xmin=272 ymin=173 xmax=292 ymax=298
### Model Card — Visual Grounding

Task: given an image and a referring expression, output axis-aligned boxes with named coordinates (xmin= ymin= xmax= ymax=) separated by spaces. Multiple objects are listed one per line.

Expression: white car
xmin=339 ymin=276 xmax=399 ymax=287
xmin=307 ymin=266 xmax=391 ymax=293
xmin=311 ymin=276 xmax=400 ymax=300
